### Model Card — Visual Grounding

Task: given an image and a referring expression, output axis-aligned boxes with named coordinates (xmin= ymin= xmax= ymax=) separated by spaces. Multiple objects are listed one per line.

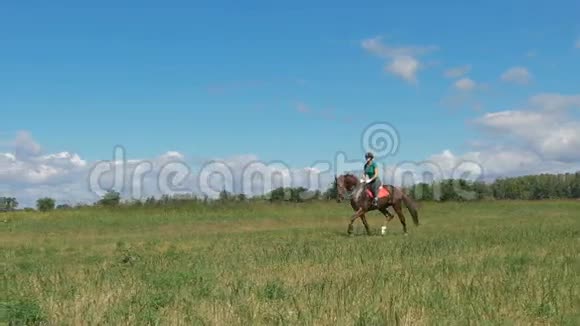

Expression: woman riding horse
xmin=336 ymin=154 xmax=420 ymax=235
xmin=363 ymin=152 xmax=381 ymax=208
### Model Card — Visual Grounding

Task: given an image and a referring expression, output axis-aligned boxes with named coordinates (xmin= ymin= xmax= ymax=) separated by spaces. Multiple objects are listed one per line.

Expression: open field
xmin=1 ymin=201 xmax=579 ymax=325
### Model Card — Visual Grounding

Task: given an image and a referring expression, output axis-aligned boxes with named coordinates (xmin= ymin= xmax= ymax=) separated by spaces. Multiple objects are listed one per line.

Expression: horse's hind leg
xmin=379 ymin=207 xmax=396 ymax=230
xmin=360 ymin=214 xmax=371 ymax=235
xmin=394 ymin=202 xmax=408 ymax=235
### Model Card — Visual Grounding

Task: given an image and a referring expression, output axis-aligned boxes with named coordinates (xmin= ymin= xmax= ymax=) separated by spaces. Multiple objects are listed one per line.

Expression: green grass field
xmin=2 ymin=201 xmax=579 ymax=325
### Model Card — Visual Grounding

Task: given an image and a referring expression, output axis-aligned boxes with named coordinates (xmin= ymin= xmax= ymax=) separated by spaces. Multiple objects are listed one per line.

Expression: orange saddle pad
xmin=366 ymin=186 xmax=390 ymax=199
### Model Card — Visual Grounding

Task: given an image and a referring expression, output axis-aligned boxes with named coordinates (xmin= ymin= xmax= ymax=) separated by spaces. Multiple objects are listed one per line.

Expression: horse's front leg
xmin=347 ymin=208 xmax=363 ymax=235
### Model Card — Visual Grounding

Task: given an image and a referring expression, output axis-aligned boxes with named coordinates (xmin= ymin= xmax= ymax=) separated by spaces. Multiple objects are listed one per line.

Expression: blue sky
xmin=1 ymin=1 xmax=580 ymax=205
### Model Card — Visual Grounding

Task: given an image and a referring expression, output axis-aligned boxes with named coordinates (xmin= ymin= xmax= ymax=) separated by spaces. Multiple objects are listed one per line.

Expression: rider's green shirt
xmin=364 ymin=162 xmax=377 ymax=179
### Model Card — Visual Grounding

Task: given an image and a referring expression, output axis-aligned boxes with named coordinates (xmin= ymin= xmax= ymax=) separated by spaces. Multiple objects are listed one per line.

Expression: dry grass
xmin=1 ymin=200 xmax=580 ymax=325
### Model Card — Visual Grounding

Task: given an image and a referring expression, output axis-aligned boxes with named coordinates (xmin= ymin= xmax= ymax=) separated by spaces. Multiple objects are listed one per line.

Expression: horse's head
xmin=336 ymin=174 xmax=359 ymax=203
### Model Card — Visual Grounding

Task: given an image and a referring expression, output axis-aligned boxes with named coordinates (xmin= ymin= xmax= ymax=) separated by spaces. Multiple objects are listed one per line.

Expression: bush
xmin=36 ymin=198 xmax=55 ymax=212
xmin=98 ymin=190 xmax=121 ymax=207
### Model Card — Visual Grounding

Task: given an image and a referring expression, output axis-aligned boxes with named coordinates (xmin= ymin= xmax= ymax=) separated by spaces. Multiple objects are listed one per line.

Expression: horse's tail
xmin=402 ymin=193 xmax=419 ymax=226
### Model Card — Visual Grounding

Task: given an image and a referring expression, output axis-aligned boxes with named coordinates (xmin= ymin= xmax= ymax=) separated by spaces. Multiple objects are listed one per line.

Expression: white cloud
xmin=501 ymin=66 xmax=532 ymax=85
xmin=296 ymin=103 xmax=310 ymax=113
xmin=195 ymin=154 xmax=332 ymax=199
xmin=529 ymin=93 xmax=580 ymax=111
xmin=454 ymin=77 xmax=476 ymax=91
xmin=474 ymin=94 xmax=580 ymax=163
xmin=429 ymin=148 xmax=533 ymax=179
xmin=444 ymin=65 xmax=471 ymax=78
xmin=476 ymin=110 xmax=549 ymax=130
xmin=441 ymin=76 xmax=483 ymax=111
xmin=421 ymin=148 xmax=579 ymax=182
xmin=159 ymin=151 xmax=185 ymax=161
xmin=526 ymin=50 xmax=537 ymax=58
xmin=0 ymin=133 xmax=196 ymax=207
xmin=0 ymin=152 xmax=86 ymax=185
xmin=425 ymin=92 xmax=580 ymax=181
xmin=361 ymin=36 xmax=437 ymax=58
xmin=0 ymin=133 xmax=335 ymax=207
xmin=13 ymin=131 xmax=41 ymax=158
xmin=385 ymin=56 xmax=420 ymax=83
xmin=375 ymin=146 xmax=578 ymax=187
xmin=361 ymin=36 xmax=437 ymax=83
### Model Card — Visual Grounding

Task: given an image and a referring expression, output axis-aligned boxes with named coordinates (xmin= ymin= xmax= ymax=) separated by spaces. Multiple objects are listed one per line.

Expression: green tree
xmin=472 ymin=181 xmax=491 ymax=200
xmin=98 ymin=190 xmax=121 ymax=207
xmin=404 ymin=172 xmax=580 ymax=202
xmin=409 ymin=183 xmax=433 ymax=201
xmin=313 ymin=190 xmax=321 ymax=200
xmin=323 ymin=178 xmax=338 ymax=200
xmin=440 ymin=180 xmax=457 ymax=201
xmin=159 ymin=194 xmax=171 ymax=206
xmin=300 ymin=190 xmax=321 ymax=201
xmin=219 ymin=190 xmax=232 ymax=201
xmin=269 ymin=187 xmax=287 ymax=202
xmin=289 ymin=187 xmax=307 ymax=202
xmin=37 ymin=198 xmax=55 ymax=212
xmin=0 ymin=197 xmax=18 ymax=211
xmin=572 ymin=172 xmax=580 ymax=198
xmin=144 ymin=196 xmax=157 ymax=206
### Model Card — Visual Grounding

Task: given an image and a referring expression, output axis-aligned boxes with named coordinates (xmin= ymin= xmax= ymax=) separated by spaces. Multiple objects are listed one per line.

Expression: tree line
xmin=405 ymin=172 xmax=580 ymax=201
xmin=1 ymin=171 xmax=579 ymax=212
xmin=0 ymin=191 xmax=123 ymax=212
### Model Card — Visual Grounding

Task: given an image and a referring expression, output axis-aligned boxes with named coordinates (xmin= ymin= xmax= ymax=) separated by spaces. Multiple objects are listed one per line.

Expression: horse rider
xmin=362 ymin=152 xmax=381 ymax=207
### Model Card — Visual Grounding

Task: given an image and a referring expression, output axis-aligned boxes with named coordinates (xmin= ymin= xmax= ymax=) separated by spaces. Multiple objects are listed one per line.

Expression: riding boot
xmin=373 ymin=196 xmax=378 ymax=207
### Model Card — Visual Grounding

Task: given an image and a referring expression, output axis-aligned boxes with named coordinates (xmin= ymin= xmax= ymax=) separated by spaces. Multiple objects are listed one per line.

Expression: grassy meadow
xmin=1 ymin=200 xmax=579 ymax=325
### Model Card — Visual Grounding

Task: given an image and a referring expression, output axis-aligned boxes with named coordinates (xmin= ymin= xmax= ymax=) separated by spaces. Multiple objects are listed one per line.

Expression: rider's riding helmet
xmin=365 ymin=152 xmax=374 ymax=160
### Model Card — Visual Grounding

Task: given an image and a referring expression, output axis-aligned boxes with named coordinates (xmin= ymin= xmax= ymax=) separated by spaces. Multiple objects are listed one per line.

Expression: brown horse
xmin=336 ymin=173 xmax=419 ymax=235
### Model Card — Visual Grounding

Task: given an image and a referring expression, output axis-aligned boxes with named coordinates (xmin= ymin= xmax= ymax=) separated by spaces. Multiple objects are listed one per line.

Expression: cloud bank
xmin=2 ymin=92 xmax=579 ymax=206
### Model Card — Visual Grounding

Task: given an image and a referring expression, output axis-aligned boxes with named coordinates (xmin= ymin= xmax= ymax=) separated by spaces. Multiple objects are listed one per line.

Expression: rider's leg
xmin=371 ymin=179 xmax=380 ymax=206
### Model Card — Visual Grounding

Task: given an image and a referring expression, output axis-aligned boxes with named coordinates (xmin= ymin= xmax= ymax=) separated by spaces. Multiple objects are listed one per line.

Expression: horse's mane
xmin=341 ymin=172 xmax=357 ymax=179
xmin=339 ymin=173 xmax=360 ymax=189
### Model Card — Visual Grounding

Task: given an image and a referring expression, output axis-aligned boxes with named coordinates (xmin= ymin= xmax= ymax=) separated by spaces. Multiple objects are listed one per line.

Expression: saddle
xmin=366 ymin=185 xmax=390 ymax=199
